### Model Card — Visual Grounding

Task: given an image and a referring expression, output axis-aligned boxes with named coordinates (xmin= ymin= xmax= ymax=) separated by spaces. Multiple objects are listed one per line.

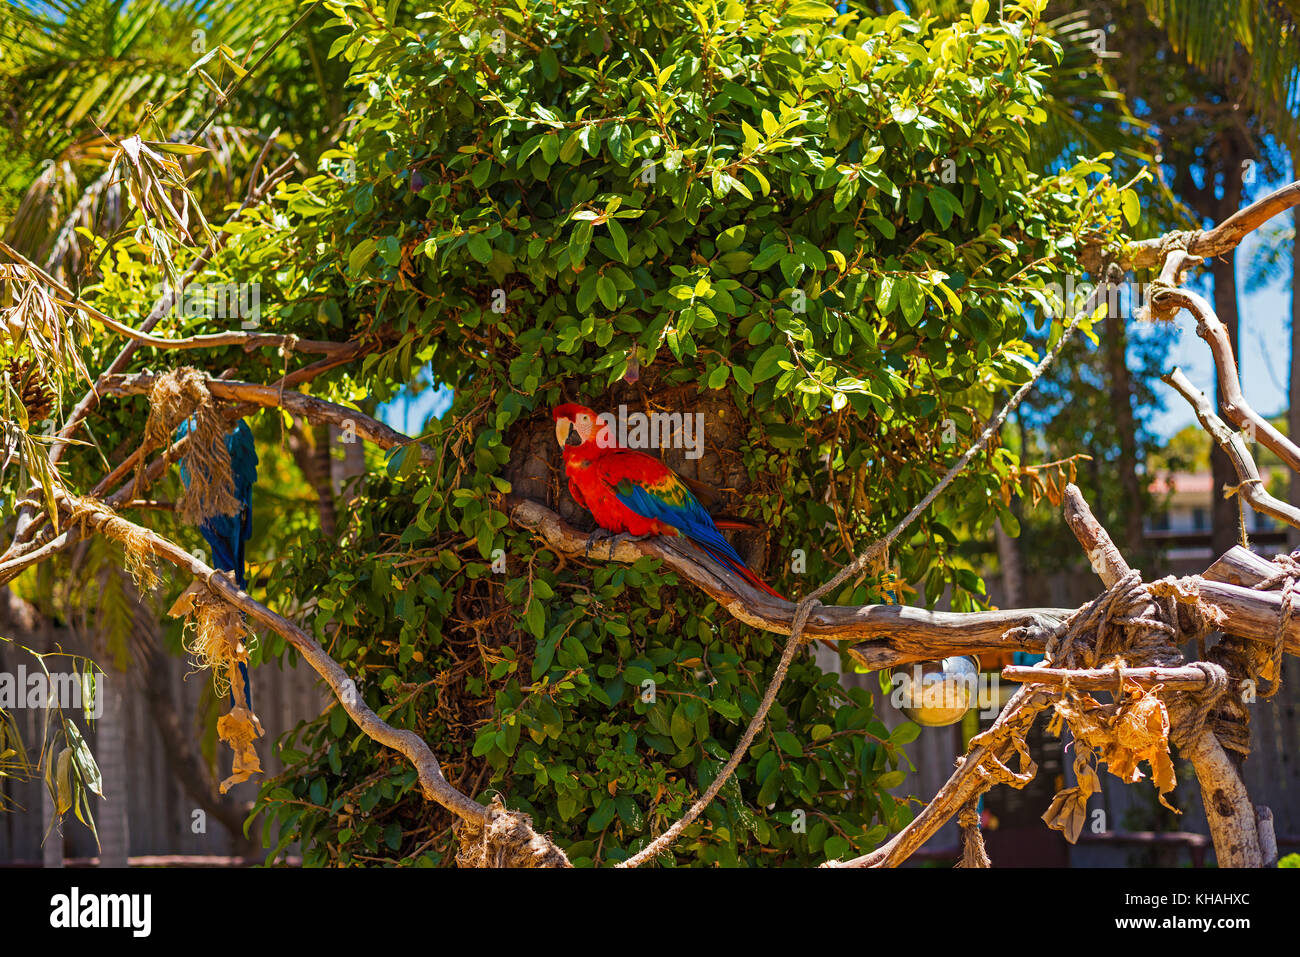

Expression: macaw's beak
xmin=555 ymin=418 xmax=576 ymax=448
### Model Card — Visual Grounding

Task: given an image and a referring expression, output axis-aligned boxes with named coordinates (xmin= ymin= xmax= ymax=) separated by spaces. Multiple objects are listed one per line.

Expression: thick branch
xmin=1001 ymin=664 xmax=1216 ymax=691
xmin=510 ymin=499 xmax=1070 ymax=668
xmin=1122 ymin=180 xmax=1300 ymax=270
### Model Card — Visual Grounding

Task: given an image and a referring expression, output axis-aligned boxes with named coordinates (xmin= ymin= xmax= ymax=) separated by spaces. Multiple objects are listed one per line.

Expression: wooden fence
xmin=0 ymin=598 xmax=327 ymax=865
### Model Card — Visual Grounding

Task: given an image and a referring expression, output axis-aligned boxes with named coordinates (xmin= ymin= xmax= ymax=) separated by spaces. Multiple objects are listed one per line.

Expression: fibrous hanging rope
xmin=134 ymin=366 xmax=240 ymax=525
xmin=1248 ymin=551 xmax=1300 ymax=698
xmin=991 ymin=570 xmax=1231 ymax=843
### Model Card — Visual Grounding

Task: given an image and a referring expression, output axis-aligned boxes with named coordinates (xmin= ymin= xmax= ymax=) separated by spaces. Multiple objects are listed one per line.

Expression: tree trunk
xmin=1106 ymin=312 xmax=1146 ymax=558
xmin=1210 ymin=142 xmax=1246 ymax=559
xmin=1289 ymin=205 xmax=1300 ymax=551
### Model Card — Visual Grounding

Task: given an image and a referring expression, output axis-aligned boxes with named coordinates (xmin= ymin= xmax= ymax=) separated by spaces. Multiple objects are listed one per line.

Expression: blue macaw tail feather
xmin=176 ymin=417 xmax=258 ymax=711
xmin=231 ymin=660 xmax=253 ymax=711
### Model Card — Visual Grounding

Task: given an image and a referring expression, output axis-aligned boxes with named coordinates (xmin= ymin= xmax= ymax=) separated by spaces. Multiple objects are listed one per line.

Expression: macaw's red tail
xmin=695 ymin=542 xmax=787 ymax=602
xmin=712 ymin=516 xmax=763 ymax=531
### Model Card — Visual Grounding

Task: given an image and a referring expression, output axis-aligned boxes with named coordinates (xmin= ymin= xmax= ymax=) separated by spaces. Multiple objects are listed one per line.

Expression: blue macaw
xmin=176 ymin=417 xmax=258 ymax=711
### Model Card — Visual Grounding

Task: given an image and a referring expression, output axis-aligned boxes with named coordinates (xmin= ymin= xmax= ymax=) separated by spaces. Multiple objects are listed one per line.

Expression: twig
xmin=1152 ymin=258 xmax=1300 ymax=476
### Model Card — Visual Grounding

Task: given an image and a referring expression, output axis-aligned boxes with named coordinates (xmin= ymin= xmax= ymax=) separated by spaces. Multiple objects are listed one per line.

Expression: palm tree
xmin=0 ymin=0 xmax=347 ymax=279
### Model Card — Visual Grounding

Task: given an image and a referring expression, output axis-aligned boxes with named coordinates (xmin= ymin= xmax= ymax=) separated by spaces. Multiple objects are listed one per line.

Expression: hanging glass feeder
xmin=891 ymin=656 xmax=980 ymax=727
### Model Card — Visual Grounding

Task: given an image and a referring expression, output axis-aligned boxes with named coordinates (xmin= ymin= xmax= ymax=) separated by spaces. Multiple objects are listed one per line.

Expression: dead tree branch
xmin=1121 ymin=180 xmax=1300 ymax=270
xmin=1153 ymin=256 xmax=1300 ymax=475
xmin=1162 ymin=368 xmax=1300 ymax=530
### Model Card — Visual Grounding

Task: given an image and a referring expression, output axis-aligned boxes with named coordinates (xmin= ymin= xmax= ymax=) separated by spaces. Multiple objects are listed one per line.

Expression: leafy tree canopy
xmin=21 ymin=0 xmax=1139 ymax=865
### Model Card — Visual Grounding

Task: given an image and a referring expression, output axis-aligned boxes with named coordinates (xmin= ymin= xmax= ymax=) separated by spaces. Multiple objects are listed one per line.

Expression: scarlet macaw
xmin=552 ymin=403 xmax=784 ymax=600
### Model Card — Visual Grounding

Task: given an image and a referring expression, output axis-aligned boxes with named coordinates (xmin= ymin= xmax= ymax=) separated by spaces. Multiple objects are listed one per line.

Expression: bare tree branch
xmin=1161 ymin=368 xmax=1300 ymax=530
xmin=1121 ymin=180 xmax=1300 ymax=270
xmin=1152 ymin=258 xmax=1300 ymax=475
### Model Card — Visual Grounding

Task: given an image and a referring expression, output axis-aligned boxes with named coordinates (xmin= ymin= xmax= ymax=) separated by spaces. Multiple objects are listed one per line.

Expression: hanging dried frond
xmin=0 ymin=263 xmax=93 ymax=405
xmin=104 ymin=134 xmax=211 ymax=286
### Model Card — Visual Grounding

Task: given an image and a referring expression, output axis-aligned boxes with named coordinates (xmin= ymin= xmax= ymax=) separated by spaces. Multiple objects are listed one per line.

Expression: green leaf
xmin=670 ymin=704 xmax=694 ymax=749
xmin=539 ymin=47 xmax=559 ymax=81
xmin=750 ymin=244 xmax=785 ymax=272
xmin=752 ymin=344 xmax=789 ymax=383
xmin=1122 ymin=188 xmax=1141 ymax=227
xmin=597 ymin=275 xmax=618 ymax=310
xmin=608 ymin=123 xmax=632 ymax=164
xmin=467 ymin=234 xmax=493 ymax=264
xmin=773 ymin=731 xmax=803 ymax=756
xmin=890 ymin=722 xmax=921 ymax=745
xmin=787 ymin=1 xmax=838 ymax=18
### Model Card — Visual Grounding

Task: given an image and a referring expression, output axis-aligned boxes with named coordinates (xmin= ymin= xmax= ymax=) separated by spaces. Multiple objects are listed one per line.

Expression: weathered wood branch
xmin=513 ymin=499 xmax=1300 ymax=664
xmin=1155 ymin=268 xmax=1300 ymax=476
xmin=509 ymin=498 xmax=1071 ymax=668
xmin=1121 ymin=180 xmax=1300 ymax=270
xmin=824 ymin=687 xmax=1052 ymax=868
xmin=1060 ymin=484 xmax=1262 ymax=868
xmin=1203 ymin=545 xmax=1287 ymax=588
xmin=1162 ymin=368 xmax=1300 ymax=530
xmin=1001 ymin=664 xmax=1218 ymax=691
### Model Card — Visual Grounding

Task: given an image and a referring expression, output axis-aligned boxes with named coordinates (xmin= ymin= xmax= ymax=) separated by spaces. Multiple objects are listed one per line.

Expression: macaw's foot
xmin=584 ymin=527 xmax=612 ymax=559
xmin=584 ymin=529 xmax=650 ymax=559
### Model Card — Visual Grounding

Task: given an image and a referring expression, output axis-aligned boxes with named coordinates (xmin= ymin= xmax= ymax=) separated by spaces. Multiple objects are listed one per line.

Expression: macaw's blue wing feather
xmin=611 ymin=473 xmax=750 ymax=568
xmin=607 ymin=462 xmax=786 ymax=601
xmin=235 ymin=661 xmax=253 ymax=711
